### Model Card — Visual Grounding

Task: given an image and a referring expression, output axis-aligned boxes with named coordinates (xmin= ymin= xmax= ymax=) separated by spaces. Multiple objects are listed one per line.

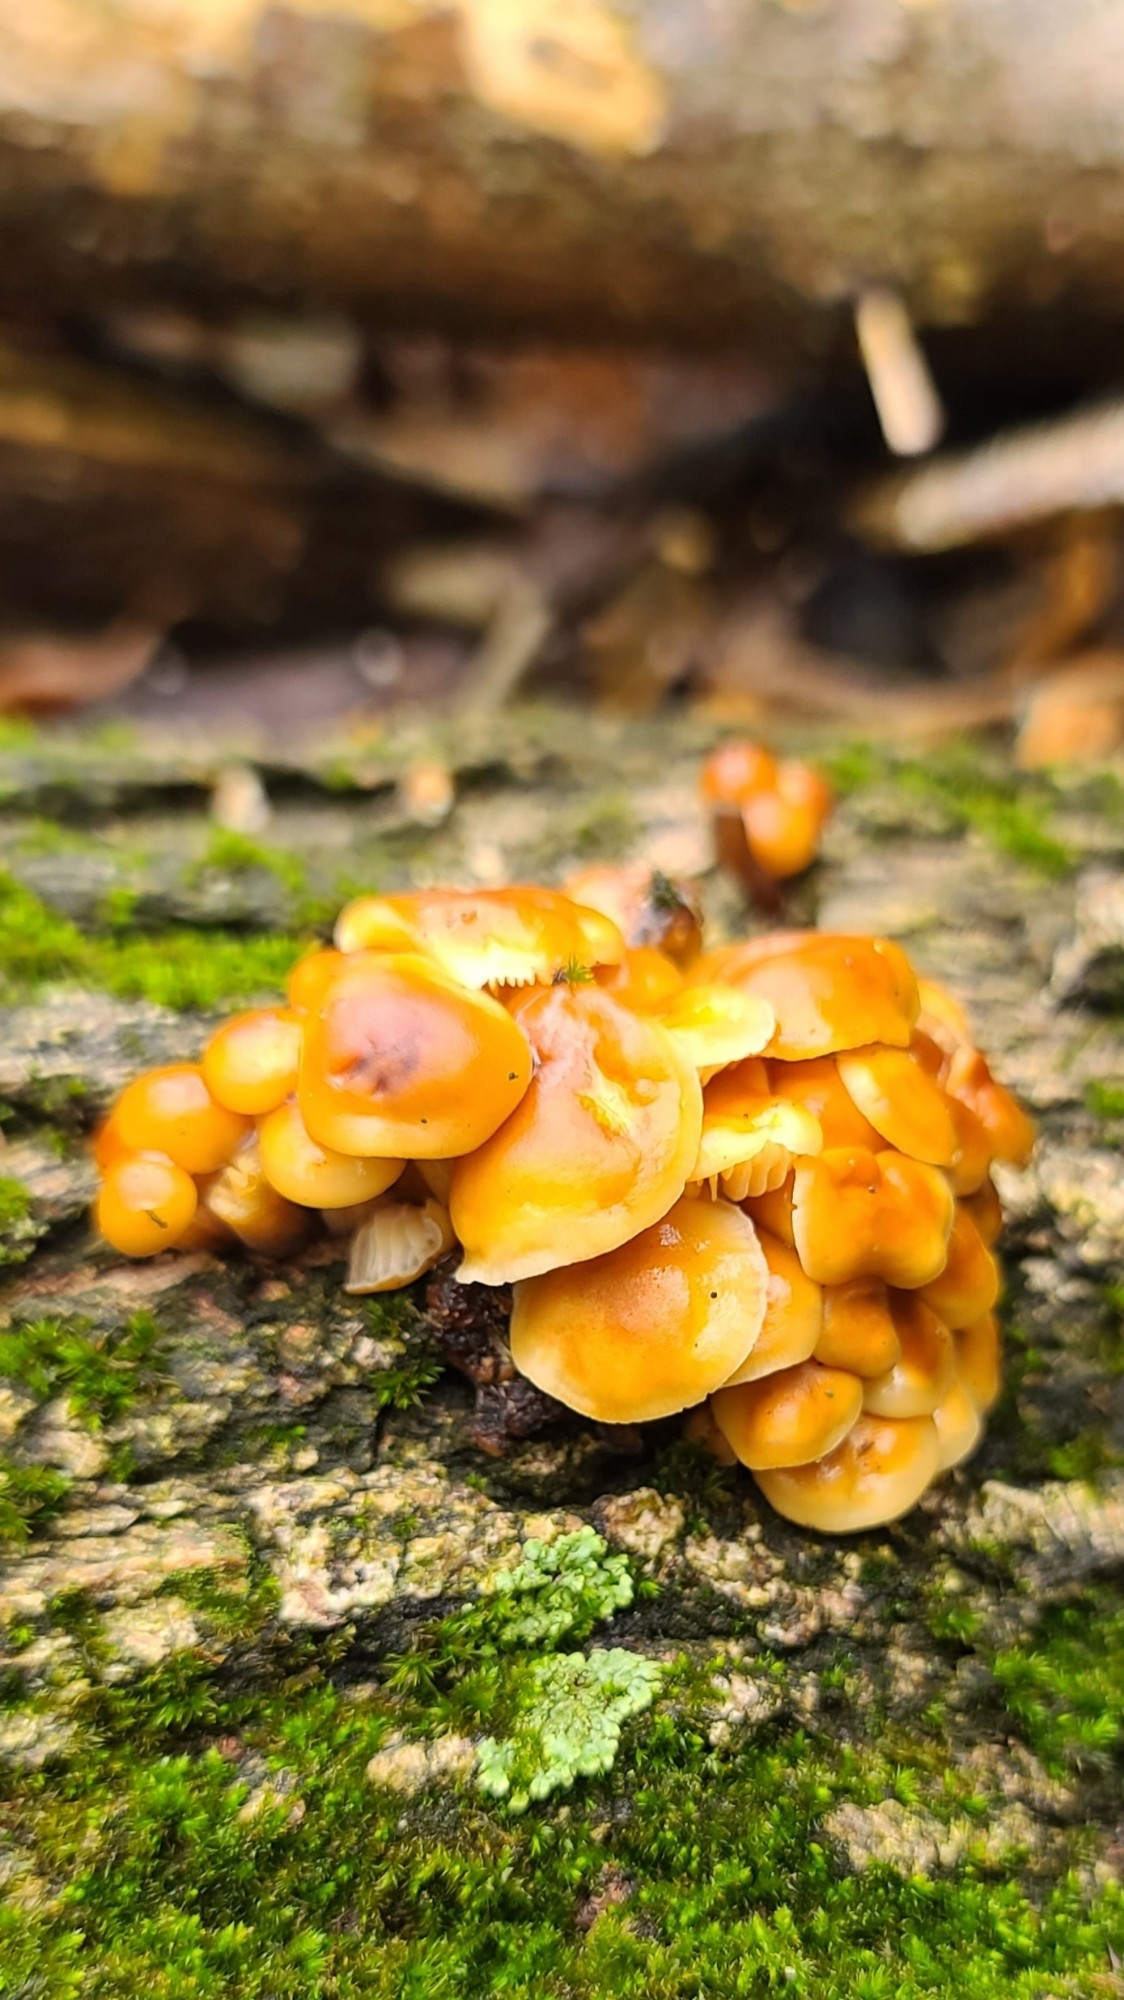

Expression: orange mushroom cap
xmin=916 ymin=976 xmax=974 ymax=1057
xmin=933 ymin=1379 xmax=983 ymax=1471
xmin=259 ymin=1101 xmax=404 ymax=1209
xmin=792 ymin=1147 xmax=954 ymax=1288
xmin=712 ymin=1361 xmax=863 ymax=1471
xmin=509 ymin=1193 xmax=768 ymax=1424
xmin=944 ymin=1045 xmax=1036 ymax=1169
xmin=862 ymin=1295 xmax=955 ymax=1418
xmin=96 ymin=1153 xmax=198 ymax=1257
xmin=112 ymin=1064 xmax=250 ymax=1176
xmin=954 ymin=1311 xmax=1002 ymax=1414
xmin=693 ymin=1059 xmax=822 ymax=1201
xmin=700 ymin=740 xmax=779 ymax=806
xmin=684 ymin=1401 xmax=739 ymax=1466
xmin=597 ymin=946 xmax=685 ymax=1013
xmin=962 ymin=1175 xmax=1003 ymax=1248
xmin=299 ymin=950 xmax=533 ymax=1159
xmin=739 ymin=760 xmax=834 ymax=881
xmin=767 ymin=1055 xmax=882 ymax=1151
xmin=722 ymin=1229 xmax=823 ymax=1385
xmin=450 ymin=980 xmax=703 ymax=1286
xmin=563 ymin=864 xmax=703 ymax=968
xmin=915 ymin=1205 xmax=1000 ymax=1329
xmin=836 ymin=1043 xmax=959 ymax=1168
xmin=704 ymin=934 xmax=919 ymax=1060
xmin=814 ymin=1278 xmax=901 ymax=1377
xmin=754 ymin=1412 xmax=940 ymax=1532
xmin=202 ymin=1008 xmax=302 ymax=1118
xmin=334 ymin=886 xmax=625 ymax=989
xmin=287 ymin=947 xmax=348 ymax=1014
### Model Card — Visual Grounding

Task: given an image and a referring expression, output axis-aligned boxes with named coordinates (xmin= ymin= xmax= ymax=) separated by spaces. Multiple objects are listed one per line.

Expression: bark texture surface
xmin=0 ymin=708 xmax=1120 ymax=1992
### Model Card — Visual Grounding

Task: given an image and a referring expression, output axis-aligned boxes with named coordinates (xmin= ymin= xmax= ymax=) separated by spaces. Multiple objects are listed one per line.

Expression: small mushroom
xmin=299 ymin=950 xmax=533 ymax=1159
xmin=287 ymin=947 xmax=347 ymax=1013
xmin=721 ymin=1229 xmax=823 ymax=1384
xmin=345 ymin=1197 xmax=455 ymax=1294
xmin=916 ymin=1205 xmax=1000 ymax=1328
xmin=933 ymin=1379 xmax=983 ymax=1471
xmin=204 ymin=1136 xmax=311 ymax=1256
xmin=96 ymin=1153 xmax=198 ymax=1257
xmin=813 ymin=1278 xmax=901 ymax=1377
xmin=451 ymin=981 xmax=703 ymax=1284
xmin=509 ymin=1193 xmax=767 ymax=1423
xmin=259 ymin=1101 xmax=403 ymax=1209
xmin=334 ymin=886 xmax=625 ymax=989
xmin=563 ymin=863 xmax=703 ymax=967
xmin=704 ymin=934 xmax=919 ymax=1060
xmin=202 ymin=1008 xmax=302 ymax=1118
xmin=836 ymin=1043 xmax=958 ymax=1167
xmin=712 ymin=1361 xmax=863 ymax=1470
xmin=861 ymin=1296 xmax=955 ymax=1418
xmin=753 ymin=1413 xmax=940 ymax=1532
xmin=944 ymin=1046 xmax=1036 ymax=1168
xmin=962 ymin=1176 xmax=1003 ymax=1247
xmin=792 ymin=1147 xmax=954 ymax=1288
xmin=701 ymin=741 xmax=833 ymax=884
xmin=112 ymin=1063 xmax=250 ymax=1176
xmin=693 ymin=1060 xmax=822 ymax=1201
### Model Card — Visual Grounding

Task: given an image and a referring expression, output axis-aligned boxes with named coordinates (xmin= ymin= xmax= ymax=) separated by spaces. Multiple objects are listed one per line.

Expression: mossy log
xmin=6 ymin=1 xmax=1124 ymax=367
xmin=0 ymin=708 xmax=1121 ymax=1994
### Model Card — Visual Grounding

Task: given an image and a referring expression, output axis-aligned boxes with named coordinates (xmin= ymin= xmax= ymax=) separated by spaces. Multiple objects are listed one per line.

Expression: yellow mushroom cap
xmin=916 ymin=1205 xmax=1000 ymax=1329
xmin=259 ymin=1101 xmax=404 ymax=1209
xmin=862 ymin=1295 xmax=955 ymax=1418
xmin=792 ymin=1148 xmax=954 ymax=1288
xmin=916 ymin=977 xmax=974 ymax=1057
xmin=694 ymin=1060 xmax=822 ymax=1202
xmin=509 ymin=1193 xmax=768 ymax=1423
xmin=299 ymin=950 xmax=533 ymax=1160
xmin=722 ymin=1229 xmax=823 ymax=1385
xmin=451 ymin=981 xmax=703 ymax=1286
xmin=933 ymin=1379 xmax=983 ymax=1471
xmin=656 ymin=982 xmax=775 ymax=1081
xmin=753 ymin=1413 xmax=940 ymax=1532
xmin=712 ymin=1361 xmax=863 ymax=1470
xmin=705 ymin=933 xmax=919 ymax=1060
xmin=836 ymin=1043 xmax=958 ymax=1168
xmin=814 ymin=1279 xmax=901 ymax=1377
xmin=955 ymin=1312 xmax=1002 ymax=1414
xmin=334 ymin=886 xmax=625 ymax=989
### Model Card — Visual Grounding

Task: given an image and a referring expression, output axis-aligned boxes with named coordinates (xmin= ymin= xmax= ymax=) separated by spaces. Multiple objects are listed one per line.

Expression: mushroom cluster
xmin=93 ymin=871 xmax=1032 ymax=1532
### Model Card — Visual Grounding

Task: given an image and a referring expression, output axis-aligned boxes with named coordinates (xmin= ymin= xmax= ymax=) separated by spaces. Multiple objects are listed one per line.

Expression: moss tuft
xmin=0 ymin=1462 xmax=71 ymax=1543
xmin=0 ymin=1310 xmax=165 ymax=1428
xmin=0 ymin=1174 xmax=38 ymax=1269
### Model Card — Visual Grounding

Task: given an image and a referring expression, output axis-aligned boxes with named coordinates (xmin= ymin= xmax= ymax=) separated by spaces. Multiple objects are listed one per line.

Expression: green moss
xmin=989 ymin=1590 xmax=1124 ymax=1777
xmin=0 ymin=1653 xmax=1119 ymax=2000
xmin=0 ymin=1311 xmax=164 ymax=1429
xmin=571 ymin=794 xmax=641 ymax=860
xmin=0 ymin=1173 xmax=38 ymax=1269
xmin=0 ymin=1462 xmax=71 ymax=1544
xmin=824 ymin=742 xmax=1074 ymax=877
xmin=0 ymin=868 xmax=305 ymax=1008
xmin=188 ymin=828 xmax=309 ymax=901
xmin=1085 ymin=1079 xmax=1124 ymax=1122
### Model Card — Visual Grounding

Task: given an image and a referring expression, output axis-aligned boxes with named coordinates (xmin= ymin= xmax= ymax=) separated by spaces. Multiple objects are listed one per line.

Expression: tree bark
xmin=5 ymin=2 xmax=1124 ymax=360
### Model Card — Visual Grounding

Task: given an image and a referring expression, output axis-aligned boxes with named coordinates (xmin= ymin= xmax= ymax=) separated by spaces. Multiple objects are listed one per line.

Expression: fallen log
xmin=5 ymin=1 xmax=1124 ymax=362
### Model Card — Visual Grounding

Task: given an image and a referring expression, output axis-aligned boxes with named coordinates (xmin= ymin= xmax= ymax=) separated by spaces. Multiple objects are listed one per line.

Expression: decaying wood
xmin=6 ymin=2 xmax=1124 ymax=359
